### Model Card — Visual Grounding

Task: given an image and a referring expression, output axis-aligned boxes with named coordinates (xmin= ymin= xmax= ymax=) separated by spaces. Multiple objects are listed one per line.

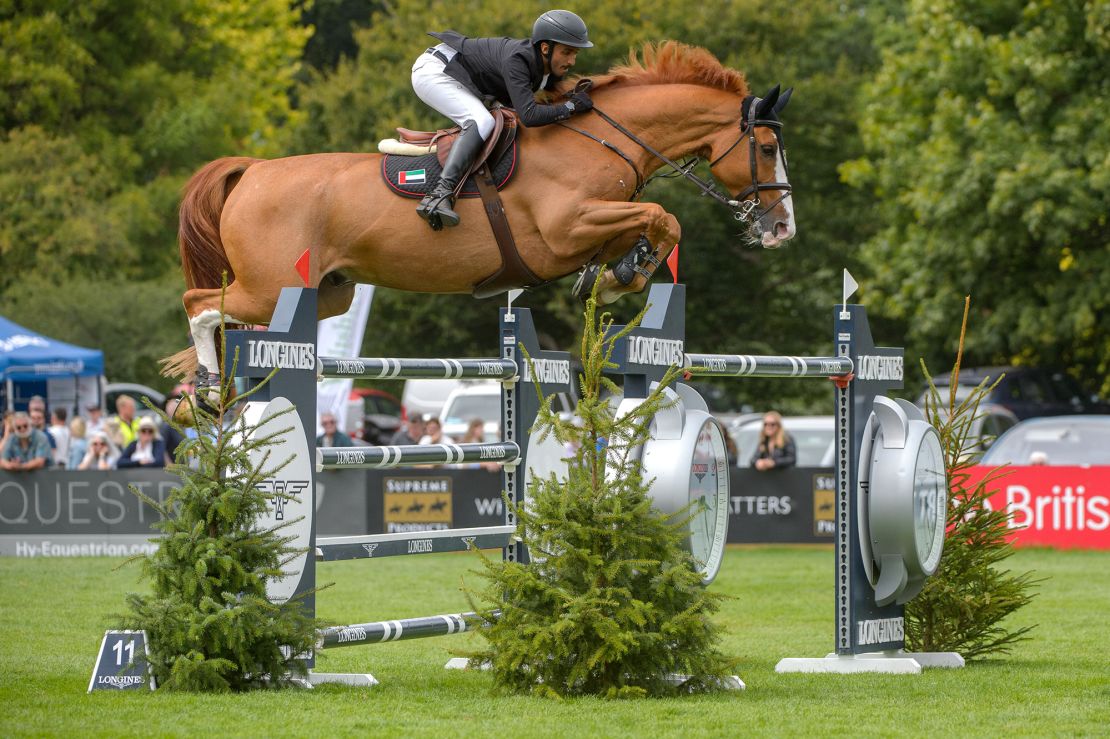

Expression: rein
xmin=557 ymin=84 xmax=791 ymax=224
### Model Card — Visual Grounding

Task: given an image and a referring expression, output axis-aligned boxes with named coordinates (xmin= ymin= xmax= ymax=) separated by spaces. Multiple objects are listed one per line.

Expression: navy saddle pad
xmin=381 ymin=141 xmax=518 ymax=199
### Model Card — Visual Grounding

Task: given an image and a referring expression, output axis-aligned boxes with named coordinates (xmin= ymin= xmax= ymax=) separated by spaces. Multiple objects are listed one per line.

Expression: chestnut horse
xmin=164 ymin=42 xmax=795 ymax=387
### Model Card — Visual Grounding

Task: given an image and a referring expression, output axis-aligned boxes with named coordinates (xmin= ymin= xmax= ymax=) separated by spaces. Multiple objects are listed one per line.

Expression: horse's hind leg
xmin=182 ymin=282 xmax=281 ymax=405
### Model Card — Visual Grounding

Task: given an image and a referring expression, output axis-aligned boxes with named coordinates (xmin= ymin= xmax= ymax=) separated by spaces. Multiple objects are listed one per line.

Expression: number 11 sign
xmin=88 ymin=630 xmax=156 ymax=692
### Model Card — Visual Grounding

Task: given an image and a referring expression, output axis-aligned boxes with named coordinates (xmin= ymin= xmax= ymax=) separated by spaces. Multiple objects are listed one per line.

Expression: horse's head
xmin=709 ymin=85 xmax=795 ymax=248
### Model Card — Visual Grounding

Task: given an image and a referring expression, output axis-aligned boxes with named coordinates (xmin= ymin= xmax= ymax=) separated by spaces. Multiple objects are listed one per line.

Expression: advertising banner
xmin=315 ymin=284 xmax=374 ymax=433
xmin=964 ymin=465 xmax=1110 ymax=549
xmin=0 ymin=469 xmax=177 ymax=557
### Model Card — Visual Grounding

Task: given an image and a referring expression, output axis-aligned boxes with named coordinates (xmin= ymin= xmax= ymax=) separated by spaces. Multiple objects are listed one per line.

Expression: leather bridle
xmin=556 ymin=84 xmax=791 ymax=224
xmin=709 ymin=95 xmax=792 ymax=222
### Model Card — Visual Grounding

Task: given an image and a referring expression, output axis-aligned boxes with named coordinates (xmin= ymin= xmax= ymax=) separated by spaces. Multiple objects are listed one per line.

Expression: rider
xmin=411 ymin=9 xmax=595 ymax=230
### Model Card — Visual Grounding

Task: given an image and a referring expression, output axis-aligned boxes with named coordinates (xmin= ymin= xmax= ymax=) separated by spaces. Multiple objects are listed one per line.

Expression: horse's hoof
xmin=172 ymin=395 xmax=198 ymax=427
xmin=196 ymin=386 xmax=221 ymax=416
xmin=571 ymin=264 xmax=601 ymax=303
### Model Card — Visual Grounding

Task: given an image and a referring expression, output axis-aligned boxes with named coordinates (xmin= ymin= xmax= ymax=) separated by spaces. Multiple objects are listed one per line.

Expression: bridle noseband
xmin=556 ymin=84 xmax=791 ymax=224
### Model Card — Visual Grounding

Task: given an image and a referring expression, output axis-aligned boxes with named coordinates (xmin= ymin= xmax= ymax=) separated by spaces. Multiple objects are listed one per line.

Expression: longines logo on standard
xmin=522 ymin=358 xmax=571 ymax=384
xmin=95 ymin=675 xmax=147 ymax=689
xmin=857 ymin=617 xmax=904 ymax=645
xmin=855 ymin=354 xmax=903 ymax=381
xmin=627 ymin=336 xmax=684 ymax=367
xmin=246 ymin=339 xmax=315 ymax=370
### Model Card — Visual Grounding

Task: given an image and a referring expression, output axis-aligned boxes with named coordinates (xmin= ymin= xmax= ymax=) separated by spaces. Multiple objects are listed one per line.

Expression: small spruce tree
xmin=905 ymin=297 xmax=1040 ymax=659
xmin=468 ymin=291 xmax=737 ymax=698
xmin=123 ymin=353 xmax=318 ymax=691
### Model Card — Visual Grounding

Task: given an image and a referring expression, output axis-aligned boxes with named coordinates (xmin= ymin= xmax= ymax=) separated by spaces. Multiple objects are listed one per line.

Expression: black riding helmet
xmin=531 ymin=10 xmax=593 ymax=49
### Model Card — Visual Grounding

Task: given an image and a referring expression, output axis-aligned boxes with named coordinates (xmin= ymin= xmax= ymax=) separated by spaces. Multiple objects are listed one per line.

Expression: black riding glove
xmin=564 ymin=91 xmax=594 ymax=115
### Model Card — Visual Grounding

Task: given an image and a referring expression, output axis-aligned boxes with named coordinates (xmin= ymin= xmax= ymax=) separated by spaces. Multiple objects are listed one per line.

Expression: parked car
xmin=980 ymin=415 xmax=1110 ymax=466
xmin=401 ymin=379 xmax=468 ymax=422
xmin=346 ymin=388 xmax=403 ymax=444
xmin=924 ymin=402 xmax=1020 ymax=459
xmin=439 ymin=383 xmax=502 ymax=442
xmin=105 ymin=383 xmax=166 ymax=419
xmin=917 ymin=366 xmax=1110 ymax=420
xmin=728 ymin=415 xmax=834 ymax=468
xmin=438 ymin=382 xmax=576 ymax=443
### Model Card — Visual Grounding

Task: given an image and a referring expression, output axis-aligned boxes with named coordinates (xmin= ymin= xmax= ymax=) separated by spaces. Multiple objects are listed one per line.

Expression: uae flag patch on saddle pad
xmin=381 ymin=141 xmax=518 ymax=199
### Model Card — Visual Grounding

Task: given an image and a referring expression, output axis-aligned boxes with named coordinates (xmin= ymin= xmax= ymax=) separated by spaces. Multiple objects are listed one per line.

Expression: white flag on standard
xmin=842 ymin=269 xmax=859 ymax=318
xmin=316 ymin=285 xmax=375 ymax=435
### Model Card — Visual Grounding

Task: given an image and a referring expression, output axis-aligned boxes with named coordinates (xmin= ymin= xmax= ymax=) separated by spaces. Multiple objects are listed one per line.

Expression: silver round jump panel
xmin=318 ymin=356 xmax=517 ymax=381
xmin=684 ymin=353 xmax=853 ymax=378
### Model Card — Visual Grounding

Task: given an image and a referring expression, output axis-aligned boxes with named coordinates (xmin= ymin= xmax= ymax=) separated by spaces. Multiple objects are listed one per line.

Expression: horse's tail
xmin=179 ymin=156 xmax=259 ymax=289
xmin=162 ymin=157 xmax=260 ymax=380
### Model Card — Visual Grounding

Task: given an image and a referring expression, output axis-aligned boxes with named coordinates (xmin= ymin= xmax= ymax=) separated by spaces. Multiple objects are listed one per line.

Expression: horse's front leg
xmin=558 ymin=200 xmax=681 ymax=305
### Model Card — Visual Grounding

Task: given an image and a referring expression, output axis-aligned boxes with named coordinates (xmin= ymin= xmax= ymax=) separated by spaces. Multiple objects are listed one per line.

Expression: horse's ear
xmin=773 ymin=87 xmax=794 ymax=114
xmin=756 ymin=85 xmax=781 ymax=118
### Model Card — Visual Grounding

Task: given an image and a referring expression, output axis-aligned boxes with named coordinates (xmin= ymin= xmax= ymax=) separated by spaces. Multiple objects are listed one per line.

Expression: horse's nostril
xmin=773 ymin=221 xmax=790 ymax=239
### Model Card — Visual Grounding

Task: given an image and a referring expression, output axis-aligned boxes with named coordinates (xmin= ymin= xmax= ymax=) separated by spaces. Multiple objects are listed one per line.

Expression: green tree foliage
xmin=124 ymin=371 xmax=318 ymax=691
xmin=0 ymin=0 xmax=309 ymax=296
xmin=0 ymin=273 xmax=186 ymax=389
xmin=906 ymin=301 xmax=1039 ymax=658
xmin=468 ymin=292 xmax=737 ymax=698
xmin=293 ymin=0 xmax=888 ymax=414
xmin=844 ymin=0 xmax=1110 ymax=397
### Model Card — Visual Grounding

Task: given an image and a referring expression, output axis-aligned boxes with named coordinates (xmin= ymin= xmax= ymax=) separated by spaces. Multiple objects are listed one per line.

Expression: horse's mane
xmin=557 ymin=41 xmax=749 ymax=98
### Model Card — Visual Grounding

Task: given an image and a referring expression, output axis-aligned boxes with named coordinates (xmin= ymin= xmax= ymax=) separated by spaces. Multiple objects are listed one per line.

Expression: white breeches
xmin=411 ymin=46 xmax=496 ymax=140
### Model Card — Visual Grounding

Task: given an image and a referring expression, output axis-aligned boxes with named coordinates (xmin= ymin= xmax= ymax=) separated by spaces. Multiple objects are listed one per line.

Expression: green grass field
xmin=2 ymin=546 xmax=1108 ymax=737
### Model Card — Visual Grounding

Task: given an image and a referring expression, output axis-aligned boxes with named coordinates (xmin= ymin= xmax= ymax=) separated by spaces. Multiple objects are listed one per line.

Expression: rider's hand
xmin=565 ymin=91 xmax=594 ymax=115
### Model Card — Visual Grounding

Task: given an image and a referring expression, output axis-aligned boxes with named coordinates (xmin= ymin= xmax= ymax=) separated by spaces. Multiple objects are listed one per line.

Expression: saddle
xmin=378 ymin=107 xmax=543 ymax=299
xmin=380 ymin=107 xmax=519 ymax=199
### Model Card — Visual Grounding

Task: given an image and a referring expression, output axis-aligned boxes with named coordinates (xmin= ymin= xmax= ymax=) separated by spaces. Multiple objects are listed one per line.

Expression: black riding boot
xmin=416 ymin=123 xmax=486 ymax=230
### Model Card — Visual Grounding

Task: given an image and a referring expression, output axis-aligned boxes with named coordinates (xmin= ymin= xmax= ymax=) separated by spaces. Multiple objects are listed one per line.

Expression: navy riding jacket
xmin=428 ymin=31 xmax=571 ymax=127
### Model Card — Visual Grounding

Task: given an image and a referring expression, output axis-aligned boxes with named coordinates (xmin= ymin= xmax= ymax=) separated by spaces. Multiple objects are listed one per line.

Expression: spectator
xmin=389 ymin=414 xmax=426 ymax=445
xmin=84 ymin=401 xmax=106 ymax=436
xmin=0 ymin=411 xmax=13 ymax=451
xmin=459 ymin=417 xmax=500 ymax=472
xmin=67 ymin=416 xmax=88 ymax=470
xmin=78 ymin=432 xmax=119 ymax=470
xmin=1 ymin=412 xmax=52 ymax=471
xmin=751 ymin=411 xmax=796 ymax=471
xmin=28 ymin=404 xmax=56 ymax=457
xmin=116 ymin=416 xmax=166 ymax=469
xmin=419 ymin=417 xmax=454 ymax=445
xmin=317 ymin=413 xmax=354 ymax=447
xmin=111 ymin=395 xmax=140 ymax=449
xmin=459 ymin=417 xmax=487 ymax=444
xmin=48 ymin=407 xmax=70 ymax=467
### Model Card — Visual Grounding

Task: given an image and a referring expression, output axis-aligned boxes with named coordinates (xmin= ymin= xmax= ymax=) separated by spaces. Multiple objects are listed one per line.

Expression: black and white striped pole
xmin=318 ymin=356 xmax=517 ymax=381
xmin=685 ymin=353 xmax=853 ymax=378
xmin=317 ymin=441 xmax=520 ymax=471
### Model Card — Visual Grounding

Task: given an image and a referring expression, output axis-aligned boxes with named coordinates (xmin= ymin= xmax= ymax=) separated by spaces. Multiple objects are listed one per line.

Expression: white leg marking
xmin=189 ymin=310 xmax=248 ymax=372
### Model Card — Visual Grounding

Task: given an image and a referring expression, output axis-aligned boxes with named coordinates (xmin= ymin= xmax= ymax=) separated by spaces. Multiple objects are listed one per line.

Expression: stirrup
xmin=416 ymin=194 xmax=456 ymax=231
xmin=613 ymin=236 xmax=660 ymax=286
xmin=572 ymin=263 xmax=601 ymax=303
